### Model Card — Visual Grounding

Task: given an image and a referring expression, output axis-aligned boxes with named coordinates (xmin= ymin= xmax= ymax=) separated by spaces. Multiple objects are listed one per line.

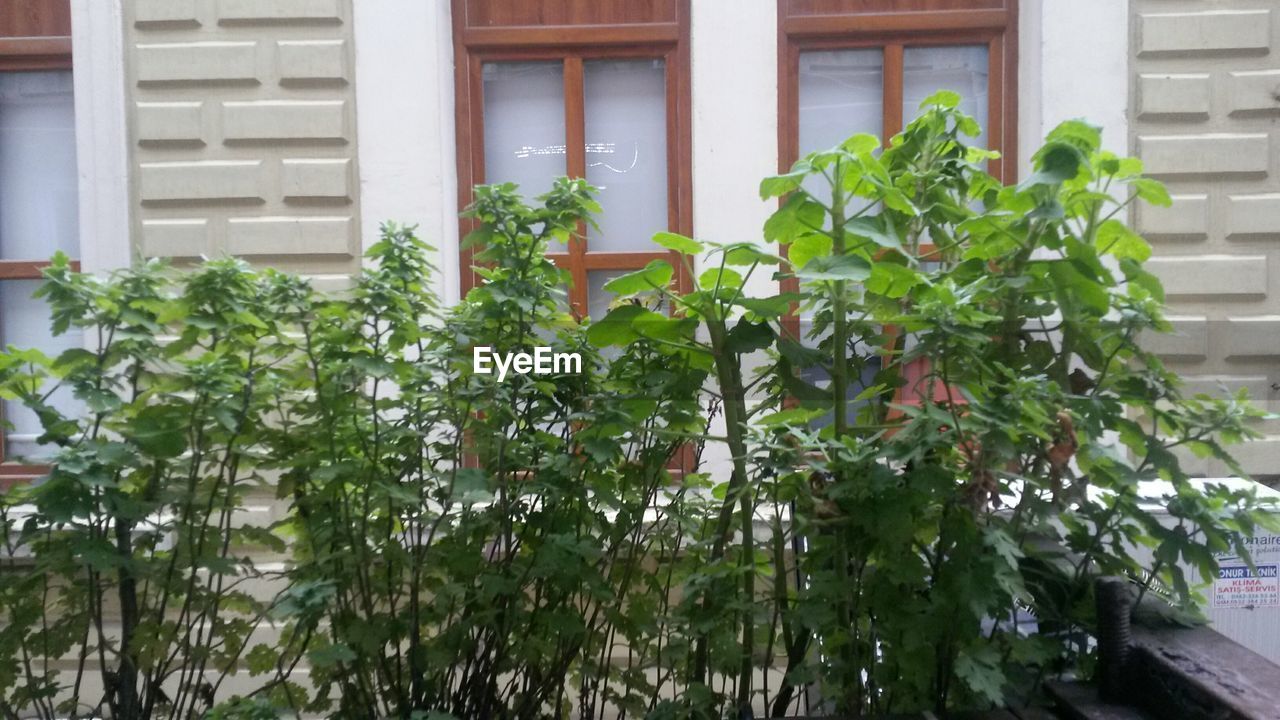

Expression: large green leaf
xmin=602 ymin=260 xmax=673 ymax=296
xmin=130 ymin=404 xmax=188 ymax=459
xmin=788 ymin=233 xmax=832 ymax=272
xmin=653 ymin=231 xmax=704 ymax=255
xmin=764 ymin=193 xmax=825 ymax=244
xmin=796 ymin=254 xmax=871 ymax=282
xmin=1096 ymin=219 xmax=1151 ymax=262
xmin=759 ymin=161 xmax=812 ymax=199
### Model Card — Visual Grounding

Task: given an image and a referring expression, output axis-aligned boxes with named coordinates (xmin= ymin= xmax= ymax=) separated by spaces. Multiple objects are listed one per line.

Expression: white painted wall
xmin=690 ymin=0 xmax=779 ymax=297
xmin=689 ymin=0 xmax=781 ymax=469
xmin=352 ymin=0 xmax=459 ymax=302
xmin=70 ymin=0 xmax=131 ymax=274
xmin=1019 ymin=0 xmax=1130 ymax=174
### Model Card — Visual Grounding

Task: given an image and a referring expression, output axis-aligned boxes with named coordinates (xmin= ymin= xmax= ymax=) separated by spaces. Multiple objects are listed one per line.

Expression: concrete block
xmin=1141 ymin=316 xmax=1208 ymax=359
xmin=222 ymin=100 xmax=348 ymax=141
xmin=136 ymin=41 xmax=258 ymax=83
xmin=304 ymin=274 xmax=354 ymax=293
xmin=139 ymin=160 xmax=264 ymax=202
xmin=281 ymin=159 xmax=351 ymax=199
xmin=1179 ymin=375 xmax=1271 ymax=400
xmin=1146 ymin=255 xmax=1267 ymax=296
xmin=135 ymin=102 xmax=204 ymax=143
xmin=1138 ymin=74 xmax=1211 ymax=117
xmin=225 ymin=216 xmax=352 ymax=256
xmin=1138 ymin=10 xmax=1271 ymax=55
xmin=217 ymin=0 xmax=342 ymax=23
xmin=1137 ymin=134 xmax=1269 ymax=177
xmin=135 ymin=0 xmax=199 ymax=25
xmin=277 ymin=40 xmax=347 ymax=82
xmin=1227 ymin=193 xmax=1280 ymax=237
xmin=1137 ymin=193 xmax=1209 ymax=238
xmin=1223 ymin=436 xmax=1280 ymax=477
xmin=140 ymin=219 xmax=210 ymax=257
xmin=1229 ymin=69 xmax=1280 ymax=114
xmin=1226 ymin=316 xmax=1280 ymax=357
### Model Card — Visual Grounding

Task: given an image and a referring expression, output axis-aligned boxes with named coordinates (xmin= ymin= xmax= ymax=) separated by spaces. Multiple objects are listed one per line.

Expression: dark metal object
xmin=1095 ymin=576 xmax=1134 ymax=703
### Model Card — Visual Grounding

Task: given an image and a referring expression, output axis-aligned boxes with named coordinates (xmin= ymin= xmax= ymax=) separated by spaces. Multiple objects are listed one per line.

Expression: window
xmin=779 ymin=0 xmax=1017 ymax=178
xmin=778 ymin=0 xmax=1018 ymax=336
xmin=452 ymin=0 xmax=692 ymax=318
xmin=1 ymin=0 xmax=78 ymax=480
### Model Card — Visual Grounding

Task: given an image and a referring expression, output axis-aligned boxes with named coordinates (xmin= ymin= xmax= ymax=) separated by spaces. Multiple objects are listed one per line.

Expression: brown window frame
xmin=451 ymin=0 xmax=694 ymax=318
xmin=1 ymin=0 xmax=78 ymax=481
xmin=777 ymin=0 xmax=1019 ymax=336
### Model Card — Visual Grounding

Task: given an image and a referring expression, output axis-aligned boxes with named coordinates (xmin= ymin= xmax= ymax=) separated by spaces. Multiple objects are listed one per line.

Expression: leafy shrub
xmin=0 ymin=96 xmax=1273 ymax=720
xmin=271 ymin=181 xmax=708 ymax=718
xmin=591 ymin=93 xmax=1276 ymax=716
xmin=0 ymin=256 xmax=309 ymax=718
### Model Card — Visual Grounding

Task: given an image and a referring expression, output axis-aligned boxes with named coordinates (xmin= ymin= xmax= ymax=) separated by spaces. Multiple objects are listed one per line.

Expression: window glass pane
xmin=798 ymin=49 xmax=884 ymax=156
xmin=587 ymin=270 xmax=623 ymax=322
xmin=1 ymin=281 xmax=81 ymax=461
xmin=0 ymin=71 xmax=81 ymax=462
xmin=798 ymin=49 xmax=883 ymax=209
xmin=584 ymin=59 xmax=667 ymax=252
xmin=903 ymin=45 xmax=989 ymax=148
xmin=483 ymin=62 xmax=567 ymax=250
xmin=0 ymin=71 xmax=78 ymax=260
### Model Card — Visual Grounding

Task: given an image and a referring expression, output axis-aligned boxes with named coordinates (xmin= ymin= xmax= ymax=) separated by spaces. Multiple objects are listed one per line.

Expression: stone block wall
xmin=1132 ymin=0 xmax=1280 ymax=476
xmin=125 ymin=0 xmax=358 ymax=291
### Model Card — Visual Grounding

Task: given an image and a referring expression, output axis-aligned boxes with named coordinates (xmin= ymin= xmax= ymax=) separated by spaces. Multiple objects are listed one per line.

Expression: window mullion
xmin=883 ymin=43 xmax=905 ymax=139
xmin=563 ymin=56 xmax=589 ymax=316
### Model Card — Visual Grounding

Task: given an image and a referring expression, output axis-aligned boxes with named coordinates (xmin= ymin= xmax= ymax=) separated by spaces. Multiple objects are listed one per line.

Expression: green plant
xmin=591 ymin=93 xmax=1276 ymax=716
xmin=1 ymin=95 xmax=1273 ymax=720
xmin=0 ymin=255 xmax=308 ymax=719
xmin=272 ymin=183 xmax=708 ymax=719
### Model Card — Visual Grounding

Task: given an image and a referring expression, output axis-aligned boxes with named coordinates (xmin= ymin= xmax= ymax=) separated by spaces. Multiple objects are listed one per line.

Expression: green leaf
xmin=602 ymin=260 xmax=673 ymax=296
xmin=764 ymin=193 xmax=825 ymax=244
xmin=1022 ymin=142 xmax=1084 ymax=187
xmin=308 ymin=642 xmax=356 ymax=669
xmin=722 ymin=243 xmax=781 ymax=266
xmin=796 ymin=254 xmax=870 ymax=282
xmin=760 ymin=161 xmax=812 ymax=199
xmin=955 ymin=647 xmax=1006 ymax=706
xmin=245 ymin=643 xmax=278 ymax=675
xmin=920 ymin=89 xmax=961 ymax=109
xmin=652 ymin=231 xmax=704 ymax=255
xmin=587 ymin=304 xmax=645 ymax=346
xmin=737 ymin=293 xmax=802 ymax=318
xmin=130 ymin=404 xmax=188 ymax=459
xmin=1046 ymin=118 xmax=1102 ymax=155
xmin=843 ymin=216 xmax=901 ymax=250
xmin=725 ymin=321 xmax=773 ymax=355
xmin=865 ymin=262 xmax=922 ymax=299
xmin=757 ymin=407 xmax=825 ymax=427
xmin=840 ymin=133 xmax=880 ymax=155
xmin=788 ymin=233 xmax=832 ymax=272
xmin=698 ymin=267 xmax=743 ymax=292
xmin=1096 ymin=219 xmax=1151 ymax=261
xmin=1131 ymin=177 xmax=1172 ymax=208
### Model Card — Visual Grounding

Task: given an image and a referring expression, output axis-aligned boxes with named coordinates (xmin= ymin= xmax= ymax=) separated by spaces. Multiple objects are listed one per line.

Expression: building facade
xmin=0 ymin=0 xmax=1277 ymax=477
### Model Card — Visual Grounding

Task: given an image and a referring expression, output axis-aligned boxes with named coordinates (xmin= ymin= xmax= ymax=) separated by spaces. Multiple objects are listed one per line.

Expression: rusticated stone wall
xmin=1132 ymin=0 xmax=1280 ymax=476
xmin=124 ymin=0 xmax=359 ymax=291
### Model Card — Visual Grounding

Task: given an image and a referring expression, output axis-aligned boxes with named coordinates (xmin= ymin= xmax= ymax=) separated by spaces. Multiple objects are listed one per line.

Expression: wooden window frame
xmin=451 ymin=0 xmax=694 ymax=317
xmin=777 ymin=0 xmax=1018 ymax=338
xmin=1 ymin=0 xmax=77 ymax=480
